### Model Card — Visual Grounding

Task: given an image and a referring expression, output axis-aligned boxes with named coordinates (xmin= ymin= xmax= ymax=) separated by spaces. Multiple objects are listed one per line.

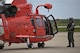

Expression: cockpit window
xmin=36 ymin=18 xmax=45 ymax=27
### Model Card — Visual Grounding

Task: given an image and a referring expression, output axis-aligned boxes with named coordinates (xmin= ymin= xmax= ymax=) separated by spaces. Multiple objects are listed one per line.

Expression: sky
xmin=27 ymin=0 xmax=80 ymax=19
xmin=3 ymin=0 xmax=80 ymax=19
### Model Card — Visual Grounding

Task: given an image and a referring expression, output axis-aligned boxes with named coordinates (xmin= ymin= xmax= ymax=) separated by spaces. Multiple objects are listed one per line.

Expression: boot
xmin=72 ymin=42 xmax=75 ymax=47
xmin=67 ymin=40 xmax=71 ymax=47
xmin=67 ymin=45 xmax=71 ymax=47
xmin=72 ymin=40 xmax=75 ymax=47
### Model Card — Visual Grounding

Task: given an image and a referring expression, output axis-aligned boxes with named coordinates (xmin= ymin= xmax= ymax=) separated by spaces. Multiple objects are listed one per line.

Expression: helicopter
xmin=0 ymin=0 xmax=58 ymax=49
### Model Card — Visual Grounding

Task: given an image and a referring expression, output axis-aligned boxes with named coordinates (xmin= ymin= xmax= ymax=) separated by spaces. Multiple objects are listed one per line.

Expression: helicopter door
xmin=35 ymin=16 xmax=46 ymax=36
xmin=46 ymin=14 xmax=58 ymax=36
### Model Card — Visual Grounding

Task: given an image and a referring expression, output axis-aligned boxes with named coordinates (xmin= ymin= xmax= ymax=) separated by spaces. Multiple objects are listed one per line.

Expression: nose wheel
xmin=38 ymin=42 xmax=45 ymax=48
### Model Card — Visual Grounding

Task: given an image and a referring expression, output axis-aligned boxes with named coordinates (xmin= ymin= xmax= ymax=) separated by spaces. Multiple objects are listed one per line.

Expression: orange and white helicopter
xmin=0 ymin=0 xmax=58 ymax=49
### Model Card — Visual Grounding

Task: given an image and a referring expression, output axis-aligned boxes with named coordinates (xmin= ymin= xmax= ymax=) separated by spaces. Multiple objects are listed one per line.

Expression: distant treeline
xmin=56 ymin=19 xmax=80 ymax=26
xmin=54 ymin=19 xmax=80 ymax=32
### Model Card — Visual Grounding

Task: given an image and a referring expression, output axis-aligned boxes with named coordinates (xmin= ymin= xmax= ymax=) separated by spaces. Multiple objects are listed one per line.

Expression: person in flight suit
xmin=67 ymin=18 xmax=75 ymax=47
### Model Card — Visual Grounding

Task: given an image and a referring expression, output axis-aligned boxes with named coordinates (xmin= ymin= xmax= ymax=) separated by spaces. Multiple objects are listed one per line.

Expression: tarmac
xmin=0 ymin=32 xmax=80 ymax=53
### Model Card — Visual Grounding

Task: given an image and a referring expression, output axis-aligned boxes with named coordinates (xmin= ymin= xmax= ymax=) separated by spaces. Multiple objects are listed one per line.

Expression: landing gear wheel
xmin=0 ymin=46 xmax=4 ymax=49
xmin=38 ymin=43 xmax=41 ymax=48
xmin=41 ymin=42 xmax=45 ymax=48
xmin=28 ymin=43 xmax=33 ymax=48
xmin=0 ymin=44 xmax=4 ymax=49
xmin=38 ymin=42 xmax=45 ymax=48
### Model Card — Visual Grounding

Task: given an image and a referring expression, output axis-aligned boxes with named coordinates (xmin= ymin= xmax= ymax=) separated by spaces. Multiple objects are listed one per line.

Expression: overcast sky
xmin=27 ymin=0 xmax=80 ymax=19
xmin=4 ymin=0 xmax=80 ymax=19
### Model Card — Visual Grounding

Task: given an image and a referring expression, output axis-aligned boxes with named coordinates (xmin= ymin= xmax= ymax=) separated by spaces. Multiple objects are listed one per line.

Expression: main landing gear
xmin=26 ymin=38 xmax=33 ymax=48
xmin=38 ymin=42 xmax=45 ymax=48
xmin=27 ymin=43 xmax=33 ymax=48
xmin=27 ymin=42 xmax=45 ymax=48
xmin=26 ymin=38 xmax=45 ymax=48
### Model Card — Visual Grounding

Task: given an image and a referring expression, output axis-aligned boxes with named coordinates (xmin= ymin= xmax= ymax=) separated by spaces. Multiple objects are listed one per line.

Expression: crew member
xmin=67 ymin=18 xmax=75 ymax=47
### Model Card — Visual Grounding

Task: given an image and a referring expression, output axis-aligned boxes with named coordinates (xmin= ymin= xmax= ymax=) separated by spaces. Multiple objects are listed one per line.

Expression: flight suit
xmin=67 ymin=20 xmax=75 ymax=47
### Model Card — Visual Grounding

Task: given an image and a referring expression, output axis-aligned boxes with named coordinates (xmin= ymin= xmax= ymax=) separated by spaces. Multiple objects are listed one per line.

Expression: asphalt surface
xmin=0 ymin=32 xmax=80 ymax=53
